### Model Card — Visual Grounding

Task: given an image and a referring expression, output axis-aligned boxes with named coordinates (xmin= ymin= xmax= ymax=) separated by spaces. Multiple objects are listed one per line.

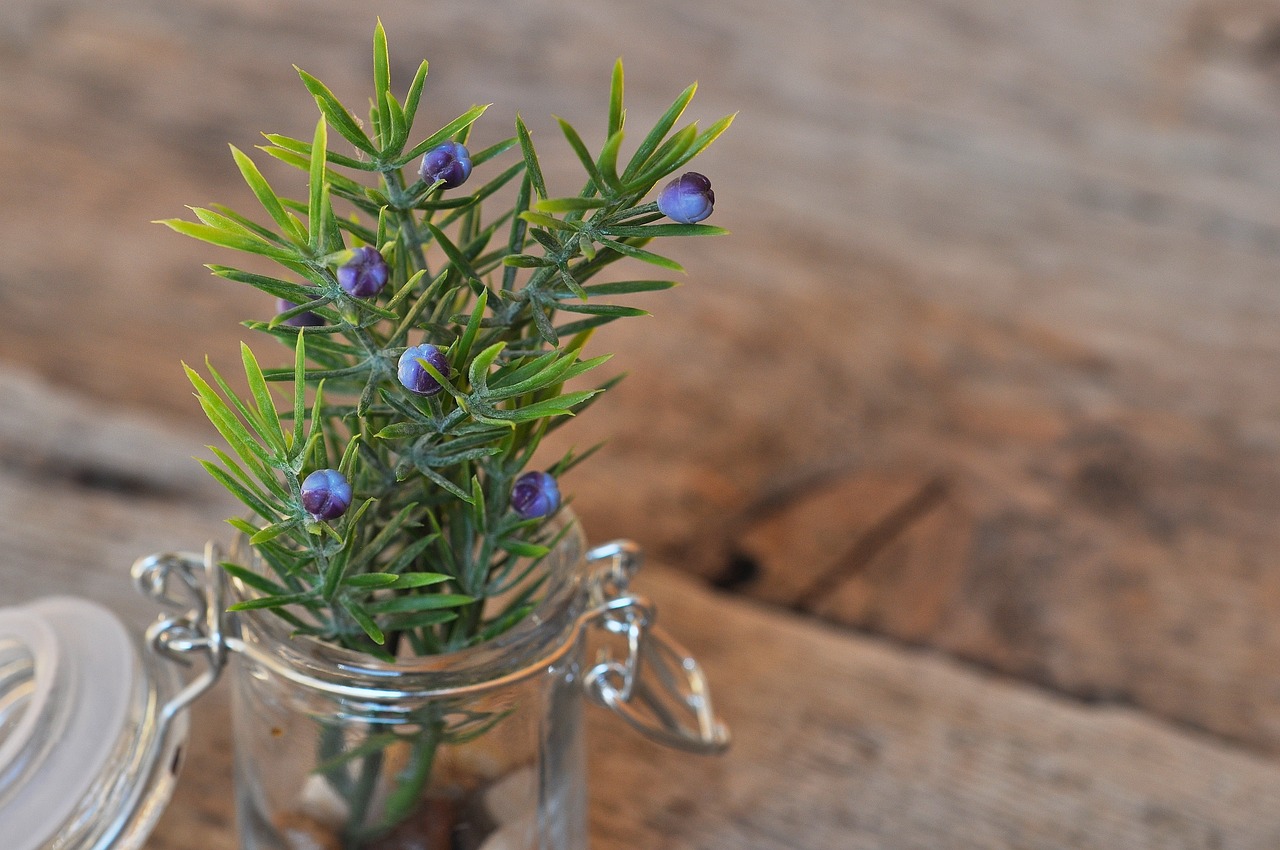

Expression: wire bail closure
xmin=582 ymin=541 xmax=731 ymax=754
xmin=131 ymin=544 xmax=228 ymax=727
xmin=131 ymin=539 xmax=729 ymax=755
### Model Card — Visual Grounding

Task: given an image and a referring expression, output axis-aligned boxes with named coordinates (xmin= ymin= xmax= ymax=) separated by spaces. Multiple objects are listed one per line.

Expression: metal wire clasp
xmin=580 ymin=541 xmax=731 ymax=754
xmin=131 ymin=543 xmax=229 ymax=724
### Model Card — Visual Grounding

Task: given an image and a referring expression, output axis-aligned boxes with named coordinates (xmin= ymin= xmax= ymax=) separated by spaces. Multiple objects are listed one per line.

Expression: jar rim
xmin=226 ymin=512 xmax=588 ymax=699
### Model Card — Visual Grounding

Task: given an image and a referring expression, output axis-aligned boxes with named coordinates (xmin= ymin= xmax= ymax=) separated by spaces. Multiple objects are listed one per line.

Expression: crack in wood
xmin=790 ymin=475 xmax=952 ymax=614
xmin=0 ymin=451 xmax=191 ymax=502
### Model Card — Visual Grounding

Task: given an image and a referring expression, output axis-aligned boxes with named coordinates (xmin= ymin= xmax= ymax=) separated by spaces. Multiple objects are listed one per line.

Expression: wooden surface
xmin=4 ymin=0 xmax=1280 ymax=845
xmin=6 ymin=366 xmax=1280 ymax=849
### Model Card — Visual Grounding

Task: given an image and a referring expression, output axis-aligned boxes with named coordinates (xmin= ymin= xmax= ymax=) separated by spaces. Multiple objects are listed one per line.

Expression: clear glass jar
xmin=226 ymin=522 xmax=590 ymax=850
xmin=0 ymin=597 xmax=187 ymax=850
xmin=0 ymin=528 xmax=726 ymax=850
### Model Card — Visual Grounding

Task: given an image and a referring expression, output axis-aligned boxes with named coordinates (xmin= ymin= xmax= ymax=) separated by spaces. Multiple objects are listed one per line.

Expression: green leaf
xmin=385 ymin=533 xmax=442 ymax=574
xmin=467 ymin=341 xmax=506 ymax=390
xmin=622 ymin=82 xmax=696 ymax=181
xmin=534 ymin=197 xmax=609 ymax=213
xmin=295 ymin=67 xmax=377 ymax=155
xmin=159 ymin=219 xmax=300 ymax=262
xmin=519 ymin=211 xmax=579 ymax=233
xmin=580 ymin=279 xmax=678 ymax=296
xmin=602 ymin=223 xmax=727 ymax=238
xmin=395 ymin=104 xmax=491 ymax=166
xmin=346 ymin=572 xmax=451 ymax=589
xmin=496 ymin=539 xmax=550 ymax=558
xmin=374 ymin=421 xmax=436 ymax=440
xmin=600 ymin=238 xmax=684 ymax=271
xmin=504 ymin=175 xmax=533 ymax=291
xmin=307 ymin=117 xmax=328 ymax=252
xmin=199 ymin=460 xmax=280 ymax=521
xmin=608 ymin=58 xmax=625 ymax=138
xmin=372 ymin=20 xmax=391 ymax=140
xmin=558 ymin=268 xmax=589 ymax=302
xmin=515 ymin=115 xmax=548 ymax=199
xmin=628 ymin=123 xmax=698 ymax=190
xmin=208 ymin=265 xmax=321 ymax=304
xmin=598 ymin=128 xmax=625 ymax=190
xmin=228 ymin=590 xmax=316 ymax=612
xmin=663 ymin=111 xmax=736 ymax=175
xmin=529 ymin=304 xmax=558 ymax=346
xmin=418 ymin=464 xmax=475 ymax=503
xmin=337 ymin=434 xmax=364 ymax=480
xmin=250 ymin=520 xmax=297 ymax=545
xmin=186 ymin=364 xmax=273 ymax=468
xmin=451 ymin=288 xmax=488 ymax=371
xmin=391 ymin=572 xmax=453 ymax=589
xmin=209 ymin=444 xmax=289 ymax=501
xmin=241 ymin=343 xmax=286 ymax=454
xmin=402 ymin=60 xmax=429 ymax=127
xmin=197 ymin=205 xmax=289 ymax=246
xmin=230 ymin=146 xmax=309 ymax=245
xmin=491 ymin=389 xmax=600 ymax=423
xmin=556 ymin=116 xmax=608 ymax=191
xmin=384 ymin=610 xmax=459 ymax=631
xmin=261 ymin=133 xmax=375 ymax=171
xmin=343 ymin=573 xmax=401 ymax=587
xmin=424 ymin=222 xmax=480 ymax=281
xmin=342 ymin=600 xmax=385 ymax=644
xmin=364 ymin=593 xmax=473 ymax=615
xmin=220 ymin=561 xmax=293 ymax=596
xmin=291 ymin=332 xmax=307 ymax=456
xmin=502 ymin=254 xmax=553 ymax=268
xmin=553 ymin=302 xmax=647 ymax=318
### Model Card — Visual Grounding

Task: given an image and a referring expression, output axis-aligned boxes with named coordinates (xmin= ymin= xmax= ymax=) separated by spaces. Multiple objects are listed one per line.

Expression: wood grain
xmin=4 ymin=0 xmax=1280 ymax=820
xmin=5 ymin=367 xmax=1280 ymax=848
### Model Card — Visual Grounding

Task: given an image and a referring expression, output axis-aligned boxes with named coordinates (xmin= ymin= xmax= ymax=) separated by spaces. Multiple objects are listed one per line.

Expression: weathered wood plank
xmin=3 ymin=367 xmax=1280 ymax=849
xmin=5 ymin=0 xmax=1280 ymax=772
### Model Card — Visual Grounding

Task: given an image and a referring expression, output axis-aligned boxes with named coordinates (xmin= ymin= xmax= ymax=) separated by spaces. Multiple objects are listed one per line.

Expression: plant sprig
xmin=161 ymin=21 xmax=732 ymax=659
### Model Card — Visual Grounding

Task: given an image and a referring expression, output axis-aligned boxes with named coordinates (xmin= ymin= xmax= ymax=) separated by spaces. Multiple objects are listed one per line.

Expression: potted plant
xmin=159 ymin=21 xmax=731 ymax=850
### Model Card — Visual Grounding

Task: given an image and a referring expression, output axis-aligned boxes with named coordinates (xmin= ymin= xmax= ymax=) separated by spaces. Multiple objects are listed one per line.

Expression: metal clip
xmin=581 ymin=541 xmax=731 ymax=754
xmin=131 ymin=543 xmax=229 ymax=724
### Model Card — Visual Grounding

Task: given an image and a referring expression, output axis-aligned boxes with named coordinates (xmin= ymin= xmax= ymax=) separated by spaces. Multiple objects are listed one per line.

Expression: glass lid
xmin=0 ymin=596 xmax=187 ymax=850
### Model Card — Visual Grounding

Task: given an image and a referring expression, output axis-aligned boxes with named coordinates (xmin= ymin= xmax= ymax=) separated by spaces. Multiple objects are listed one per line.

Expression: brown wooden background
xmin=4 ymin=0 xmax=1280 ymax=846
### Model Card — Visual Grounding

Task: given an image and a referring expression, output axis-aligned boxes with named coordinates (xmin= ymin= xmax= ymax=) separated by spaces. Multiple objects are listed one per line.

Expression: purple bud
xmin=397 ymin=343 xmax=451 ymax=396
xmin=420 ymin=142 xmax=473 ymax=189
xmin=510 ymin=471 xmax=560 ymax=519
xmin=275 ymin=297 xmax=326 ymax=327
xmin=337 ymin=246 xmax=389 ymax=298
xmin=300 ymin=469 xmax=352 ymax=521
xmin=657 ymin=172 xmax=715 ymax=224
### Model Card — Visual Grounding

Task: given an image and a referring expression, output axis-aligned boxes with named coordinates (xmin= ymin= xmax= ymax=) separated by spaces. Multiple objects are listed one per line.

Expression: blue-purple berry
xmin=397 ymin=343 xmax=451 ymax=396
xmin=510 ymin=471 xmax=560 ymax=519
xmin=420 ymin=142 xmax=472 ymax=189
xmin=657 ymin=172 xmax=715 ymax=224
xmin=275 ymin=297 xmax=326 ymax=327
xmin=300 ymin=469 xmax=352 ymax=521
xmin=337 ymin=246 xmax=389 ymax=298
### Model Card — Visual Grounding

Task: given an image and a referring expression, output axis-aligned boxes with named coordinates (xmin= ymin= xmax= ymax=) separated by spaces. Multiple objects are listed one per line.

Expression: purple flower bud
xmin=420 ymin=141 xmax=473 ymax=189
xmin=397 ymin=343 xmax=451 ymax=396
xmin=275 ymin=297 xmax=326 ymax=327
xmin=300 ymin=469 xmax=352 ymax=521
xmin=510 ymin=471 xmax=560 ymax=519
xmin=657 ymin=172 xmax=715 ymax=224
xmin=337 ymin=246 xmax=389 ymax=298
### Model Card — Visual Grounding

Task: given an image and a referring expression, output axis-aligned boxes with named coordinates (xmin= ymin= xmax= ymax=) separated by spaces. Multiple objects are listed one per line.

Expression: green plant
xmin=161 ymin=21 xmax=730 ymax=847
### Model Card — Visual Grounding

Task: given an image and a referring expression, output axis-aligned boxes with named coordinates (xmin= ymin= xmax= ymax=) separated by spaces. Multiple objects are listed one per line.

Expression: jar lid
xmin=0 ymin=596 xmax=187 ymax=850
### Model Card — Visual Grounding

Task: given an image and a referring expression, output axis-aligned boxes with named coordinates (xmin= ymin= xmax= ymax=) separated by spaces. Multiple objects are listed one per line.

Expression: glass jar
xmin=0 ymin=597 xmax=188 ymax=850
xmin=0 ymin=528 xmax=727 ymax=850
xmin=227 ymin=521 xmax=592 ymax=850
